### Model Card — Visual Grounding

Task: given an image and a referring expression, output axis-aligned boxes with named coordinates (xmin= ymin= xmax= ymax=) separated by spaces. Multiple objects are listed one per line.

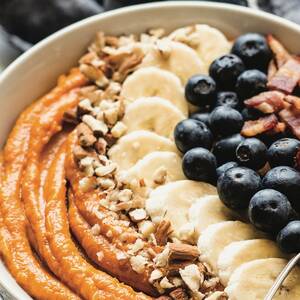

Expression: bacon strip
xmin=279 ymin=107 xmax=300 ymax=139
xmin=244 ymin=91 xmax=286 ymax=113
xmin=268 ymin=59 xmax=277 ymax=81
xmin=241 ymin=114 xmax=278 ymax=137
xmin=267 ymin=34 xmax=292 ymax=67
xmin=268 ymin=59 xmax=300 ymax=94
xmin=284 ymin=95 xmax=300 ymax=110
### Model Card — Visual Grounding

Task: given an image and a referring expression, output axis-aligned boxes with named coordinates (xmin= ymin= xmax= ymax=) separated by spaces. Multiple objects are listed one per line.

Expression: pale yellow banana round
xmin=225 ymin=258 xmax=300 ymax=300
xmin=121 ymin=67 xmax=188 ymax=115
xmin=169 ymin=24 xmax=231 ymax=72
xmin=218 ymin=239 xmax=286 ymax=285
xmin=122 ymin=97 xmax=185 ymax=139
xmin=145 ymin=180 xmax=217 ymax=237
xmin=140 ymin=40 xmax=205 ymax=84
xmin=108 ymin=130 xmax=178 ymax=170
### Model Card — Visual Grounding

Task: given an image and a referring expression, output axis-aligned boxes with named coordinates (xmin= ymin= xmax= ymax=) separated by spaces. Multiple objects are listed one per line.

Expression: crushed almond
xmin=118 ymin=189 xmax=133 ymax=202
xmin=155 ymin=220 xmax=172 ymax=246
xmin=91 ymin=224 xmax=101 ymax=236
xmin=129 ymin=208 xmax=147 ymax=222
xmin=179 ymin=264 xmax=203 ymax=292
xmin=128 ymin=238 xmax=145 ymax=254
xmin=77 ymin=98 xmax=93 ymax=117
xmin=97 ymin=177 xmax=115 ymax=190
xmin=77 ymin=123 xmax=97 ymax=147
xmin=82 ymin=114 xmax=108 ymax=137
xmin=154 ymin=245 xmax=170 ymax=267
xmin=149 ymin=269 xmax=164 ymax=283
xmin=138 ymin=220 xmax=156 ymax=238
xmin=94 ymin=163 xmax=117 ymax=177
xmin=111 ymin=121 xmax=127 ymax=138
xmin=169 ymin=243 xmax=199 ymax=262
xmin=159 ymin=277 xmax=174 ymax=289
xmin=130 ymin=255 xmax=148 ymax=274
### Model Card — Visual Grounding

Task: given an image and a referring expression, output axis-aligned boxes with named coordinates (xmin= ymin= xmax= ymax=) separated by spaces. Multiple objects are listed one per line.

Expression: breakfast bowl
xmin=1 ymin=2 xmax=300 ymax=299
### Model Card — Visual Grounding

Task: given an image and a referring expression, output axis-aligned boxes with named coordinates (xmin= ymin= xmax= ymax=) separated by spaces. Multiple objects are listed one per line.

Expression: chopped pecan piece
xmin=155 ymin=220 xmax=173 ymax=246
xmin=77 ymin=123 xmax=97 ymax=147
xmin=157 ymin=297 xmax=172 ymax=300
xmin=63 ymin=107 xmax=79 ymax=124
xmin=169 ymin=288 xmax=189 ymax=300
xmin=167 ymin=261 xmax=194 ymax=276
xmin=241 ymin=114 xmax=278 ymax=137
xmin=244 ymin=91 xmax=286 ymax=113
xmin=168 ymin=243 xmax=199 ymax=262
xmin=279 ymin=106 xmax=300 ymax=139
xmin=267 ymin=34 xmax=291 ymax=67
xmin=268 ymin=58 xmax=300 ymax=94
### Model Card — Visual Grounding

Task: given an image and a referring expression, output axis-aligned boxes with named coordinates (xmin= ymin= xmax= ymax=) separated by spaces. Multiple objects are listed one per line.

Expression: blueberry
xmin=236 ymin=70 xmax=267 ymax=100
xmin=241 ymin=107 xmax=264 ymax=121
xmin=231 ymin=33 xmax=272 ymax=70
xmin=174 ymin=119 xmax=213 ymax=153
xmin=190 ymin=112 xmax=211 ymax=127
xmin=248 ymin=189 xmax=296 ymax=234
xmin=216 ymin=161 xmax=238 ymax=179
xmin=262 ymin=166 xmax=300 ymax=213
xmin=209 ymin=54 xmax=245 ymax=90
xmin=217 ymin=167 xmax=261 ymax=210
xmin=182 ymin=148 xmax=217 ymax=183
xmin=210 ymin=106 xmax=244 ymax=137
xmin=185 ymin=75 xmax=217 ymax=107
xmin=236 ymin=138 xmax=267 ymax=170
xmin=213 ymin=134 xmax=245 ymax=165
xmin=214 ymin=91 xmax=241 ymax=110
xmin=277 ymin=221 xmax=300 ymax=253
xmin=267 ymin=138 xmax=300 ymax=168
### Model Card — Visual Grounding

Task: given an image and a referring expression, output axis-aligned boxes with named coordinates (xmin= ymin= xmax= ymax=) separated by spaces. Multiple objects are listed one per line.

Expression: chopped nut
xmin=94 ymin=138 xmax=107 ymax=154
xmin=94 ymin=163 xmax=117 ymax=177
xmin=115 ymin=201 xmax=134 ymax=211
xmin=128 ymin=238 xmax=145 ymax=254
xmin=63 ymin=107 xmax=79 ymax=124
xmin=156 ymin=296 xmax=171 ymax=300
xmin=73 ymin=145 xmax=91 ymax=162
xmin=202 ymin=277 xmax=221 ymax=293
xmin=103 ymin=103 xmax=120 ymax=125
xmin=168 ymin=261 xmax=195 ymax=276
xmin=178 ymin=223 xmax=196 ymax=243
xmin=77 ymin=123 xmax=97 ymax=147
xmin=169 ymin=243 xmax=199 ymax=262
xmin=77 ymin=98 xmax=93 ymax=117
xmin=97 ymin=178 xmax=115 ymax=190
xmin=159 ymin=277 xmax=174 ymax=289
xmin=169 ymin=287 xmax=189 ymax=300
xmin=129 ymin=208 xmax=147 ymax=223
xmin=171 ymin=277 xmax=183 ymax=287
xmin=148 ymin=28 xmax=165 ymax=38
xmin=118 ymin=189 xmax=133 ymax=202
xmin=138 ymin=220 xmax=155 ymax=238
xmin=111 ymin=121 xmax=127 ymax=138
xmin=116 ymin=251 xmax=127 ymax=261
xmin=154 ymin=245 xmax=170 ymax=267
xmin=129 ymin=255 xmax=148 ymax=274
xmin=179 ymin=264 xmax=203 ymax=292
xmin=155 ymin=220 xmax=172 ymax=246
xmin=96 ymin=251 xmax=104 ymax=261
xmin=191 ymin=291 xmax=205 ymax=300
xmin=91 ymin=224 xmax=101 ymax=236
xmin=149 ymin=269 xmax=164 ymax=283
xmin=79 ymin=177 xmax=97 ymax=192
xmin=80 ymin=64 xmax=109 ymax=88
xmin=156 ymin=40 xmax=172 ymax=59
xmin=153 ymin=166 xmax=168 ymax=185
xmin=106 ymin=230 xmax=113 ymax=238
xmin=82 ymin=114 xmax=108 ymax=137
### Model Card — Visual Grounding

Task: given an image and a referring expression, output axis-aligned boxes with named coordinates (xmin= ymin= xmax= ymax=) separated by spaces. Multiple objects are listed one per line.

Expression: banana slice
xmin=225 ymin=258 xmax=300 ymax=300
xmin=197 ymin=221 xmax=264 ymax=273
xmin=108 ymin=130 xmax=178 ymax=170
xmin=188 ymin=195 xmax=237 ymax=239
xmin=122 ymin=97 xmax=185 ymax=139
xmin=218 ymin=239 xmax=286 ymax=285
xmin=123 ymin=151 xmax=185 ymax=188
xmin=140 ymin=40 xmax=205 ymax=84
xmin=145 ymin=180 xmax=217 ymax=238
xmin=121 ymin=67 xmax=188 ymax=116
xmin=168 ymin=24 xmax=231 ymax=72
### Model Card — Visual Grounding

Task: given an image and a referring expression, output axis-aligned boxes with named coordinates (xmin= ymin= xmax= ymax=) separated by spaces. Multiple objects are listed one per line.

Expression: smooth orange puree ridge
xmin=0 ymin=69 xmax=151 ymax=299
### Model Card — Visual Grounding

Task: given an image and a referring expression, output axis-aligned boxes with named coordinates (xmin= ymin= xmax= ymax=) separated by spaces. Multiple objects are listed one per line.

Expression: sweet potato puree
xmin=0 ymin=69 xmax=152 ymax=300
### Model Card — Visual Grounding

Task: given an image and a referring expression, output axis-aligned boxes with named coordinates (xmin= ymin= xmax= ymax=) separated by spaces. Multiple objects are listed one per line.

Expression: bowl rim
xmin=1 ymin=1 xmax=300 ymax=85
xmin=1 ymin=1 xmax=300 ymax=299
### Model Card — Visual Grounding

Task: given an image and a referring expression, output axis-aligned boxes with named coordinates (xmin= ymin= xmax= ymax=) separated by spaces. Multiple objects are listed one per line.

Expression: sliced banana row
xmin=122 ymin=97 xmax=185 ymax=140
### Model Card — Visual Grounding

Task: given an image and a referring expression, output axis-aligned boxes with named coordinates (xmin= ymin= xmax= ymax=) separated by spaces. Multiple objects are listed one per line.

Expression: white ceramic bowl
xmin=1 ymin=2 xmax=300 ymax=299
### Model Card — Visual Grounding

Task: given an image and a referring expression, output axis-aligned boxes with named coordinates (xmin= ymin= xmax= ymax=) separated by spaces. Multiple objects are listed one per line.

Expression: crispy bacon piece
xmin=241 ymin=114 xmax=278 ymax=137
xmin=244 ymin=91 xmax=286 ymax=113
xmin=284 ymin=95 xmax=300 ymax=110
xmin=279 ymin=107 xmax=300 ymax=139
xmin=267 ymin=34 xmax=292 ymax=67
xmin=268 ymin=59 xmax=300 ymax=94
xmin=268 ymin=59 xmax=277 ymax=81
